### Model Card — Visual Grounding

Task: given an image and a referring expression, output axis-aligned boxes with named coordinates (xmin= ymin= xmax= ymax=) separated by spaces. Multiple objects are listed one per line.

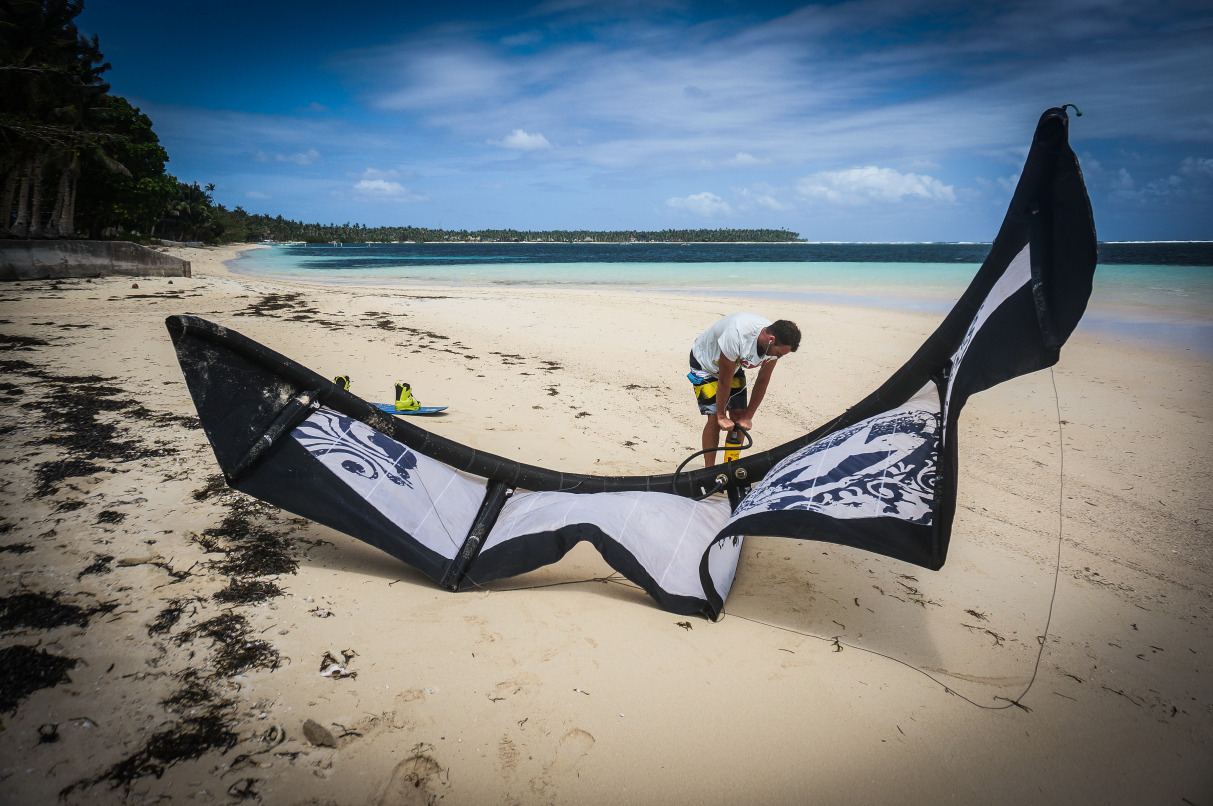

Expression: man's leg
xmin=702 ymin=415 xmax=721 ymax=467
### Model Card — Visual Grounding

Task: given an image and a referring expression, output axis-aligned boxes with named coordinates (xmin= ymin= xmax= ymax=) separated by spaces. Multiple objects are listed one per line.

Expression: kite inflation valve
xmin=724 ymin=425 xmax=745 ymax=462
xmin=333 ymin=375 xmax=350 ymax=392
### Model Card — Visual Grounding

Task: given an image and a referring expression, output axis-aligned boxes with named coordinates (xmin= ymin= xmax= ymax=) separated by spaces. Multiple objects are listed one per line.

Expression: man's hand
xmin=733 ymin=414 xmax=754 ymax=432
xmin=714 ymin=352 xmax=738 ymax=430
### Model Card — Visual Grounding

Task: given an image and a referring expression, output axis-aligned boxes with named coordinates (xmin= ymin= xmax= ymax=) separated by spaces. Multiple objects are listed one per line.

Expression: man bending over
xmin=688 ymin=313 xmax=801 ymax=467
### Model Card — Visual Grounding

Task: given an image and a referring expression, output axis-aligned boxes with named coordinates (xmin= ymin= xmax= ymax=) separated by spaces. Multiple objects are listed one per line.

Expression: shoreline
xmin=222 ymin=243 xmax=1213 ymax=357
xmin=1 ymin=244 xmax=1209 ymax=803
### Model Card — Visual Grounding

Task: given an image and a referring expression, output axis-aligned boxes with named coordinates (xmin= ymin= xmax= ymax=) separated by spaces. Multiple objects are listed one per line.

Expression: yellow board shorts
xmin=688 ymin=364 xmax=748 ymax=415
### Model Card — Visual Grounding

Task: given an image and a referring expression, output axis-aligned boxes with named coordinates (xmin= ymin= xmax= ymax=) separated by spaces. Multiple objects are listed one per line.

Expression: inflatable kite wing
xmin=167 ymin=106 xmax=1095 ymax=620
xmin=714 ymin=105 xmax=1096 ymax=589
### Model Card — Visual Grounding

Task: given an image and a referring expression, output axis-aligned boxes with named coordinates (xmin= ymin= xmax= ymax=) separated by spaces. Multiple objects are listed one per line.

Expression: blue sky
xmin=79 ymin=0 xmax=1212 ymax=241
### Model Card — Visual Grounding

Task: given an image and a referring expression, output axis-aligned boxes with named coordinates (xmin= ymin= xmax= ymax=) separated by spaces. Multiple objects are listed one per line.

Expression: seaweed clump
xmin=76 ymin=553 xmax=115 ymax=580
xmin=15 ymin=362 xmax=190 ymax=497
xmin=96 ymin=509 xmax=126 ymax=524
xmin=63 ymin=704 xmax=238 ymax=792
xmin=175 ymin=612 xmax=280 ymax=677
xmin=196 ymin=498 xmax=298 ymax=578
xmin=0 ymin=645 xmax=78 ymax=712
xmin=147 ymin=597 xmax=196 ymax=637
xmin=213 ymin=578 xmax=282 ymax=605
xmin=0 ymin=591 xmax=109 ymax=631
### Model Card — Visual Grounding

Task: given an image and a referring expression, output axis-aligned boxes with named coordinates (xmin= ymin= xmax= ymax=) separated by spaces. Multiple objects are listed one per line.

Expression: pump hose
xmin=673 ymin=425 xmax=753 ymax=500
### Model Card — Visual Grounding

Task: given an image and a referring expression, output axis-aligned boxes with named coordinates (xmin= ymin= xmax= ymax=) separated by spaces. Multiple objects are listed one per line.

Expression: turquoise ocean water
xmin=230 ymin=242 xmax=1213 ymax=354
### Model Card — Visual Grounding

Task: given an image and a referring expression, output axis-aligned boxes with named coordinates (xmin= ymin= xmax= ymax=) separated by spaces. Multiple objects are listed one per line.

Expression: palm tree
xmin=168 ymin=181 xmax=214 ymax=241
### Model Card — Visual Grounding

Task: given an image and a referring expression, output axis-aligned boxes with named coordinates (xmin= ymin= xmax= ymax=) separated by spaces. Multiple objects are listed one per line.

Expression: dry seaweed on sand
xmin=0 ymin=645 xmax=79 ymax=713
xmin=192 ymin=474 xmax=228 ymax=501
xmin=195 ymin=497 xmax=300 ymax=578
xmin=5 ymin=360 xmax=191 ymax=498
xmin=76 ymin=553 xmax=115 ymax=580
xmin=32 ymin=458 xmax=106 ymax=498
xmin=174 ymin=612 xmax=281 ymax=677
xmin=147 ymin=596 xmax=199 ymax=637
xmin=95 ymin=508 xmax=126 ymax=524
xmin=3 ymin=312 xmax=306 ymax=798
xmin=213 ymin=578 xmax=282 ymax=605
xmin=61 ymin=705 xmax=239 ymax=792
xmin=0 ymin=590 xmax=115 ymax=631
xmin=0 ymin=333 xmax=51 ymax=350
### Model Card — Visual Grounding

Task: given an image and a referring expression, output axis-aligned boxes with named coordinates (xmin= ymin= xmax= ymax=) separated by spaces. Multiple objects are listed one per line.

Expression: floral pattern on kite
xmin=292 ymin=408 xmax=418 ymax=488
xmin=732 ymin=387 xmax=941 ymax=526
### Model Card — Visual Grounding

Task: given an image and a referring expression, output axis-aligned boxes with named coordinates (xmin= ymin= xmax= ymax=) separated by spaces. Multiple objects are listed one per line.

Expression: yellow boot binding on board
xmin=394 ymin=382 xmax=420 ymax=412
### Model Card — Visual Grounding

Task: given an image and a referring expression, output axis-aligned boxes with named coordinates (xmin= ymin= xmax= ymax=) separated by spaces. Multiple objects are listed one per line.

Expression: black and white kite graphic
xmin=168 ymin=107 xmax=1096 ymax=619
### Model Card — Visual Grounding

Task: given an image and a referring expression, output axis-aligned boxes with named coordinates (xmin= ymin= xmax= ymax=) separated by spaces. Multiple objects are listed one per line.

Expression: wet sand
xmin=0 ymin=244 xmax=1209 ymax=804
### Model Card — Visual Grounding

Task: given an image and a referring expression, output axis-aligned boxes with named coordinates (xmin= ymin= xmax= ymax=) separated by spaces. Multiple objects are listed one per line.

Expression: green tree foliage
xmin=158 ymin=181 xmax=224 ymax=242
xmin=73 ymin=95 xmax=174 ymax=237
xmin=0 ymin=0 xmax=133 ymax=238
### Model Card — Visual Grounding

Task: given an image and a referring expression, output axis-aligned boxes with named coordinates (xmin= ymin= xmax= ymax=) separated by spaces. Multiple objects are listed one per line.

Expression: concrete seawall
xmin=0 ymin=240 xmax=192 ymax=280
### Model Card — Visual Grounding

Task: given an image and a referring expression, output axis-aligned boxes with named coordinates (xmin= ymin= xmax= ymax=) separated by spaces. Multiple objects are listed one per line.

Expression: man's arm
xmin=735 ymin=358 xmax=777 ymax=431
xmin=714 ymin=352 xmax=738 ymax=431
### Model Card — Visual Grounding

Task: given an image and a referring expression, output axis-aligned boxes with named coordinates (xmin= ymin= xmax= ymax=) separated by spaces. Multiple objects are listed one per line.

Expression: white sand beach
xmin=0 ymin=244 xmax=1209 ymax=804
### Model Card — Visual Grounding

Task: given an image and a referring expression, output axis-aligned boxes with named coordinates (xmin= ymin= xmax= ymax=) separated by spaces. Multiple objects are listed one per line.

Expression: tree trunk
xmin=11 ymin=159 xmax=32 ymax=238
xmin=0 ymin=167 xmax=17 ymax=238
xmin=63 ymin=173 xmax=78 ymax=238
xmin=47 ymin=169 xmax=69 ymax=238
xmin=27 ymin=153 xmax=45 ymax=238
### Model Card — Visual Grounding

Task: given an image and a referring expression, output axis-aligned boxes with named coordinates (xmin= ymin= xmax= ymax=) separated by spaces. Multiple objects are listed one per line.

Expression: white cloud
xmin=245 ymin=191 xmax=272 ymax=200
xmin=501 ymin=31 xmax=542 ymax=48
xmin=353 ymin=179 xmax=428 ymax=201
xmin=797 ymin=166 xmax=955 ymax=205
xmin=737 ymin=186 xmax=790 ymax=211
xmin=276 ymin=148 xmax=321 ymax=165
xmin=723 ymin=152 xmax=770 ymax=167
xmin=359 ymin=167 xmax=408 ymax=181
xmin=666 ymin=191 xmax=732 ymax=217
xmin=1179 ymin=157 xmax=1213 ymax=179
xmin=490 ymin=129 xmax=552 ymax=150
xmin=1140 ymin=174 xmax=1183 ymax=198
xmin=355 ymin=179 xmax=403 ymax=193
xmin=997 ymin=172 xmax=1021 ymax=194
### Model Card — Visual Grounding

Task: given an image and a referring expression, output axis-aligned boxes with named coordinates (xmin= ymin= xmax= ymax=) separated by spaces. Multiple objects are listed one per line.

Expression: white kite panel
xmin=484 ymin=491 xmax=735 ymax=599
xmin=292 ymin=408 xmax=486 ymax=559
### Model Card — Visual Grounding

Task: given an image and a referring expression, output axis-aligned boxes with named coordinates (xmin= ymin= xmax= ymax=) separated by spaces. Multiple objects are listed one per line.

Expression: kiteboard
xmin=332 ymin=377 xmax=446 ymax=415
xmin=372 ymin=402 xmax=448 ymax=415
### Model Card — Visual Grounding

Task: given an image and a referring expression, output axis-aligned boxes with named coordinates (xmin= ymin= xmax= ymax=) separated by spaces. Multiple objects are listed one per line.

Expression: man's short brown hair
xmin=769 ymin=319 xmax=801 ymax=351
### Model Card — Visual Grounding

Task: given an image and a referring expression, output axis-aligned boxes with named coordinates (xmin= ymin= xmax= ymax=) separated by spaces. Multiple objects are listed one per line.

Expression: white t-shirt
xmin=691 ymin=313 xmax=773 ymax=376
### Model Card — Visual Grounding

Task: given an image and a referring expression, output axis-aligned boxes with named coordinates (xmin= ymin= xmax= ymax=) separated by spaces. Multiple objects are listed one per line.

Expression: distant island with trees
xmin=1 ymin=5 xmax=798 ymax=246
xmin=224 ymin=213 xmax=800 ymax=244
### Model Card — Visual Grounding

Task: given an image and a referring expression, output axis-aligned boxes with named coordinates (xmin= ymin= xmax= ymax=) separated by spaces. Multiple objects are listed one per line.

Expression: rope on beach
xmin=722 ymin=367 xmax=1068 ymax=712
xmin=446 ymin=373 xmax=1068 ymax=710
